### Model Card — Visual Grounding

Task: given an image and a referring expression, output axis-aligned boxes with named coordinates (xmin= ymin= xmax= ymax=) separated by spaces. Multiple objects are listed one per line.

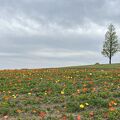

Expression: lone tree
xmin=102 ymin=24 xmax=119 ymax=64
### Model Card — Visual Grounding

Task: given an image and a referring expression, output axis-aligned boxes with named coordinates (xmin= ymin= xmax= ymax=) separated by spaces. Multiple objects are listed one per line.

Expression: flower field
xmin=0 ymin=64 xmax=120 ymax=120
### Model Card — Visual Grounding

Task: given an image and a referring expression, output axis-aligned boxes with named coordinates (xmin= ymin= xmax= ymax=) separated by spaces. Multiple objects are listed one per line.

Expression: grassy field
xmin=0 ymin=64 xmax=120 ymax=120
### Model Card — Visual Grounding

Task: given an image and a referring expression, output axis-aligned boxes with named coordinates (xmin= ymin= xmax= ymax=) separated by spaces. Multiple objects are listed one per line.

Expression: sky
xmin=0 ymin=0 xmax=120 ymax=69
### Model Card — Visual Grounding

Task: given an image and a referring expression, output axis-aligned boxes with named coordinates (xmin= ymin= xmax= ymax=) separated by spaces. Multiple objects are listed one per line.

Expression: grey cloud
xmin=1 ymin=0 xmax=120 ymax=26
xmin=0 ymin=0 xmax=120 ymax=69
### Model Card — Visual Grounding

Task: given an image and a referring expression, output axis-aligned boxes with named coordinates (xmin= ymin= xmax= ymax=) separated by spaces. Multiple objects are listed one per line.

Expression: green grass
xmin=0 ymin=63 xmax=120 ymax=119
xmin=68 ymin=63 xmax=120 ymax=69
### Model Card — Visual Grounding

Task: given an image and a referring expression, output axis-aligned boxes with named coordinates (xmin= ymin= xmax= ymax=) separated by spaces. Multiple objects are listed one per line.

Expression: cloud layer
xmin=0 ymin=0 xmax=120 ymax=69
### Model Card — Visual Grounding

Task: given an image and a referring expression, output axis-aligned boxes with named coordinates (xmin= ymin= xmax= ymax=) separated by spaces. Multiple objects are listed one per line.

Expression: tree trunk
xmin=109 ymin=57 xmax=111 ymax=64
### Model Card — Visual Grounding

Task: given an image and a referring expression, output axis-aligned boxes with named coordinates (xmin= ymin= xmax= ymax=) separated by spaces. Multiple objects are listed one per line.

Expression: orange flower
xmin=104 ymin=82 xmax=107 ymax=85
xmin=16 ymin=109 xmax=22 ymax=113
xmin=77 ymin=115 xmax=81 ymax=120
xmin=89 ymin=111 xmax=94 ymax=117
xmin=111 ymin=101 xmax=115 ymax=104
xmin=61 ymin=115 xmax=67 ymax=120
xmin=109 ymin=102 xmax=112 ymax=107
xmin=17 ymin=80 xmax=21 ymax=83
xmin=82 ymin=88 xmax=87 ymax=93
xmin=109 ymin=107 xmax=116 ymax=111
xmin=89 ymin=81 xmax=93 ymax=84
xmin=109 ymin=100 xmax=117 ymax=107
xmin=39 ymin=111 xmax=46 ymax=118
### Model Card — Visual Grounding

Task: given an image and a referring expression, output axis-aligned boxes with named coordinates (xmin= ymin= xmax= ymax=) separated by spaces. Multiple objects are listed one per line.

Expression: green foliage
xmin=0 ymin=65 xmax=119 ymax=119
xmin=66 ymin=101 xmax=80 ymax=112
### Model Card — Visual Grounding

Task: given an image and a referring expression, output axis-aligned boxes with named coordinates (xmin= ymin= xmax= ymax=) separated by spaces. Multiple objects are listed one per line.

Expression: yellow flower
xmin=89 ymin=73 xmax=92 ymax=75
xmin=85 ymin=103 xmax=89 ymax=106
xmin=114 ymin=103 xmax=117 ymax=106
xmin=28 ymin=93 xmax=32 ymax=95
xmin=12 ymin=95 xmax=16 ymax=99
xmin=14 ymin=96 xmax=16 ymax=99
xmin=56 ymin=80 xmax=60 ymax=83
xmin=8 ymin=91 xmax=11 ymax=94
xmin=61 ymin=91 xmax=64 ymax=95
xmin=80 ymin=104 xmax=84 ymax=109
xmin=32 ymin=110 xmax=37 ymax=113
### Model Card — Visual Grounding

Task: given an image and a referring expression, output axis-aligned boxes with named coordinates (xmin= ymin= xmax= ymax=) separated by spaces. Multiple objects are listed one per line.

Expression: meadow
xmin=0 ymin=64 xmax=120 ymax=120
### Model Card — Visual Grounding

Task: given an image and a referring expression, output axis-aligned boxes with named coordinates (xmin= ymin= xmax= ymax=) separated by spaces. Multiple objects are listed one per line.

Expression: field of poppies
xmin=0 ymin=64 xmax=120 ymax=120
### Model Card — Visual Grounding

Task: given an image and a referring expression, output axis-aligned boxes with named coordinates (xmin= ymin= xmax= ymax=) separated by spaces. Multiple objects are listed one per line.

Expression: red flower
xmin=77 ymin=115 xmax=81 ymax=120
xmin=39 ymin=111 xmax=46 ymax=119
xmin=61 ymin=115 xmax=67 ymax=120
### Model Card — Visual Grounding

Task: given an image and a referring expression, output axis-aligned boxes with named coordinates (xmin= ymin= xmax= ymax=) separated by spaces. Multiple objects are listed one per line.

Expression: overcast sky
xmin=0 ymin=0 xmax=120 ymax=69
